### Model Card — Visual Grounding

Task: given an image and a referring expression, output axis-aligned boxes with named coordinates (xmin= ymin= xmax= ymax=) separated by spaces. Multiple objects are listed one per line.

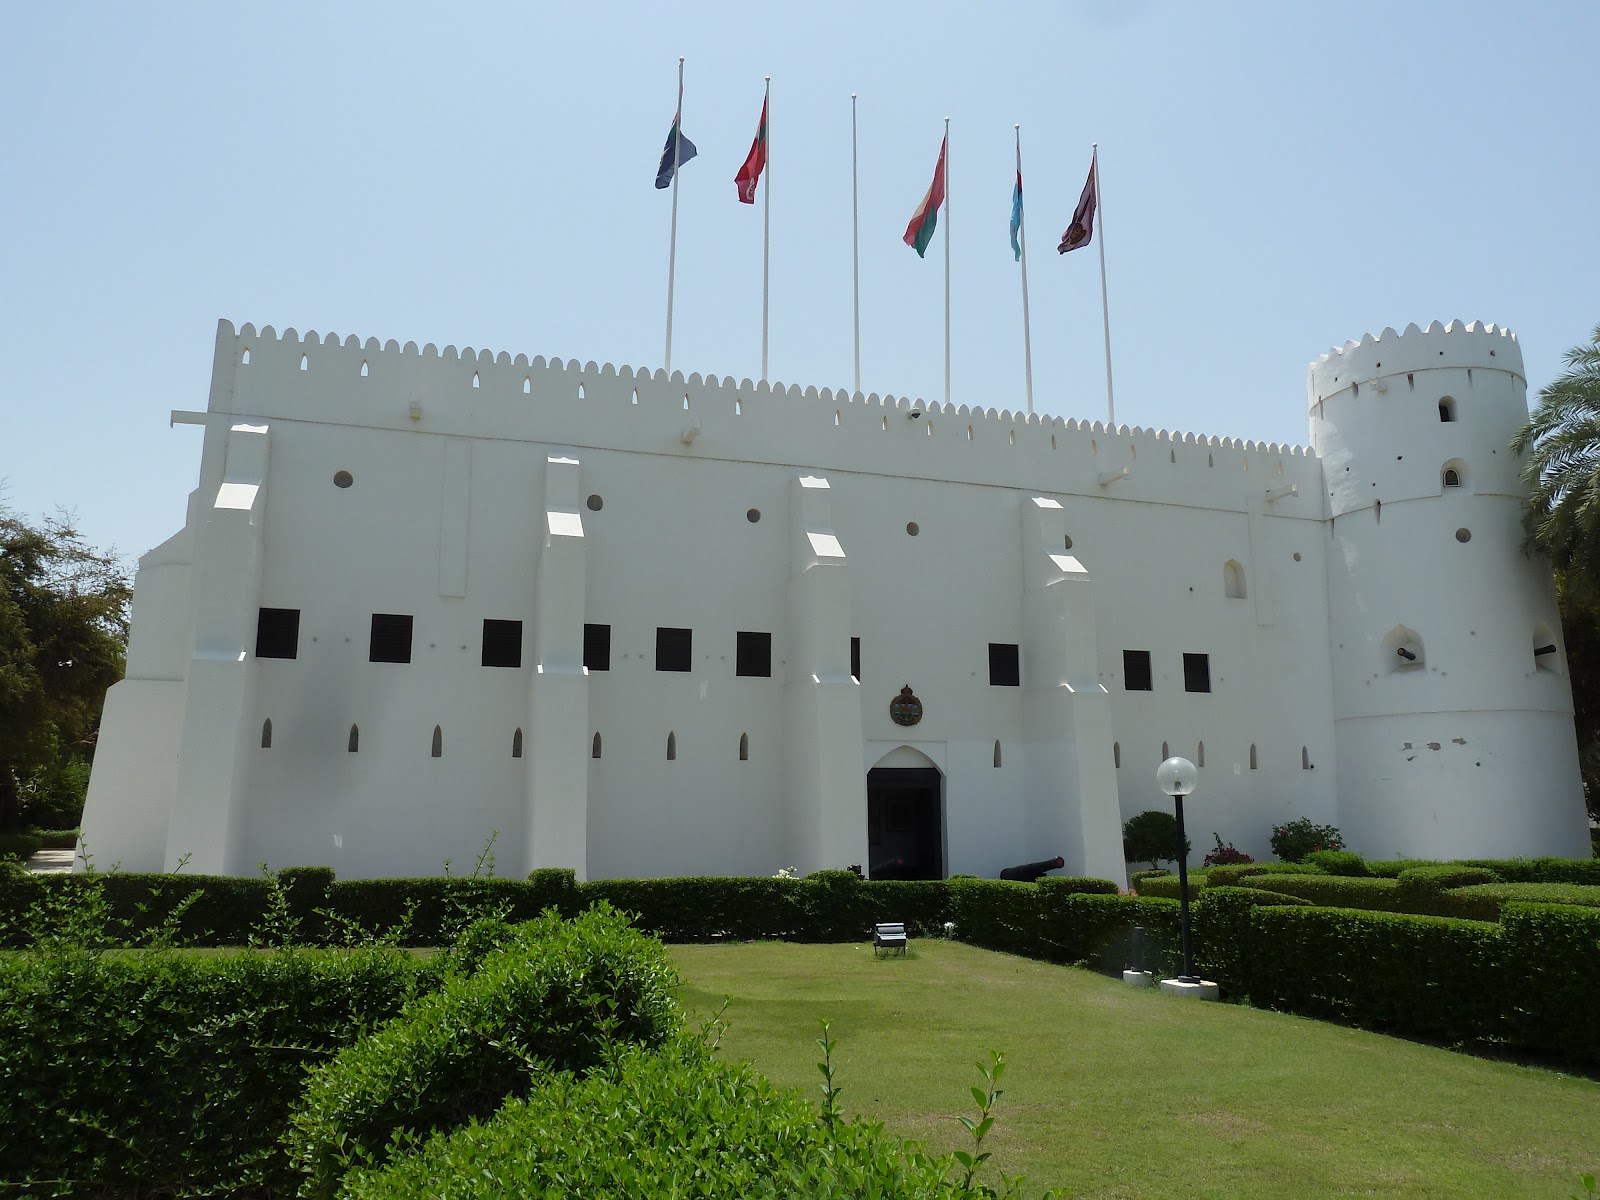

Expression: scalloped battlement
xmin=217 ymin=320 xmax=1316 ymax=468
xmin=1308 ymin=320 xmax=1523 ymax=409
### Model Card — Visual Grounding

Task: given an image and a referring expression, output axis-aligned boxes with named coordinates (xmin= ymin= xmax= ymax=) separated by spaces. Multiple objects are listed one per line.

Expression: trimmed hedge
xmin=0 ymin=831 xmax=44 ymax=860
xmin=31 ymin=828 xmax=81 ymax=849
xmin=1241 ymin=905 xmax=1509 ymax=1044
xmin=1443 ymin=882 xmax=1600 ymax=922
xmin=1502 ymin=902 xmax=1600 ymax=1057
xmin=286 ymin=904 xmax=681 ymax=1197
xmin=0 ymin=944 xmax=439 ymax=1197
xmin=949 ymin=878 xmax=1181 ymax=974
xmin=1 ymin=871 xmax=277 ymax=948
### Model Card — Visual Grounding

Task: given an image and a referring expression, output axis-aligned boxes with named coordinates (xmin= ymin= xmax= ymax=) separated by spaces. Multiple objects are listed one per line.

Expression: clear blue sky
xmin=3 ymin=1 xmax=1597 ymax=564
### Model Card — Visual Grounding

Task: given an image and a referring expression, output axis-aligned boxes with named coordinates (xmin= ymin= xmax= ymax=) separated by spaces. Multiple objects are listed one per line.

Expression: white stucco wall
xmin=79 ymin=317 xmax=1589 ymax=879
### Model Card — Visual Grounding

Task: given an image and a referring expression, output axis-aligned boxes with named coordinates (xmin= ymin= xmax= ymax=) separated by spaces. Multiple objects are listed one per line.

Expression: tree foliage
xmin=1512 ymin=327 xmax=1600 ymax=819
xmin=1122 ymin=809 xmax=1190 ymax=870
xmin=1513 ymin=323 xmax=1600 ymax=598
xmin=0 ymin=505 xmax=129 ymax=832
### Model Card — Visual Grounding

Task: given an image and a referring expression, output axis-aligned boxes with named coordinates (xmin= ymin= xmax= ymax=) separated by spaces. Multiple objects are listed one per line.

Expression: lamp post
xmin=1156 ymin=756 xmax=1200 ymax=983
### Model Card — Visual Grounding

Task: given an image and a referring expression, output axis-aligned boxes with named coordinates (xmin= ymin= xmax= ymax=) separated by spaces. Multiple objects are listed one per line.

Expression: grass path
xmin=670 ymin=940 xmax=1598 ymax=1200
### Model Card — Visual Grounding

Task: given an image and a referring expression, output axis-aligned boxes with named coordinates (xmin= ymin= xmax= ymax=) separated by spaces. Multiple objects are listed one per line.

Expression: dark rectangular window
xmin=255 ymin=607 xmax=300 ymax=660
xmin=851 ymin=636 xmax=861 ymax=682
xmin=369 ymin=613 xmax=413 ymax=664
xmin=656 ymin=626 xmax=692 ymax=672
xmin=988 ymin=643 xmax=1021 ymax=687
xmin=1183 ymin=652 xmax=1212 ymax=693
xmin=584 ymin=623 xmax=611 ymax=672
xmin=1123 ymin=649 xmax=1152 ymax=691
xmin=481 ymin=619 xmax=523 ymax=668
xmin=736 ymin=631 xmax=772 ymax=678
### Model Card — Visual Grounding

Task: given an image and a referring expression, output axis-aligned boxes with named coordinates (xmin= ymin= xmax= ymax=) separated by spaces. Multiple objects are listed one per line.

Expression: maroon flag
xmin=1058 ymin=159 xmax=1096 ymax=254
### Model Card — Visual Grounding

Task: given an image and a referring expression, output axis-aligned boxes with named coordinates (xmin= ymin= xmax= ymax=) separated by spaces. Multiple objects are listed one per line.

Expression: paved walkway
xmin=25 ymin=847 xmax=76 ymax=874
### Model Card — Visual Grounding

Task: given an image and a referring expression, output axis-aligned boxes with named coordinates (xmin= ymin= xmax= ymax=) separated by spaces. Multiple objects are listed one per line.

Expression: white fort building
xmin=80 ymin=318 xmax=1591 ymax=882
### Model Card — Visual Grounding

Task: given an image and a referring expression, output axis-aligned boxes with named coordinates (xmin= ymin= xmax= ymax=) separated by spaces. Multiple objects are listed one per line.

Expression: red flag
xmin=903 ymin=135 xmax=947 ymax=257
xmin=734 ymin=96 xmax=769 ymax=203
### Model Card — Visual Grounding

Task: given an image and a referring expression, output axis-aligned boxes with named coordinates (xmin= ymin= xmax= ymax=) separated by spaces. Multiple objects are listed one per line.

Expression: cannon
xmin=999 ymin=855 xmax=1065 ymax=883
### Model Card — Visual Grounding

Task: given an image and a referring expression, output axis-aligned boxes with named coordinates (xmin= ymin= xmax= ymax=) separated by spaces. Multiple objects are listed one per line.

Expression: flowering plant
xmin=1203 ymin=833 xmax=1253 ymax=867
xmin=772 ymin=866 xmax=800 ymax=880
xmin=1269 ymin=817 xmax=1345 ymax=863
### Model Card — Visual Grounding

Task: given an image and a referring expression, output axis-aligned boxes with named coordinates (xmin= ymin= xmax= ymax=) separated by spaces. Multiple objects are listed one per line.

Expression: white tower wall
xmin=1310 ymin=321 xmax=1588 ymax=859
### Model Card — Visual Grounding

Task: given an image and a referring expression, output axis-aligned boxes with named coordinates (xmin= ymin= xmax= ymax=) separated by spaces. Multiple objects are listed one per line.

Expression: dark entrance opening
xmin=866 ymin=766 xmax=943 ymax=880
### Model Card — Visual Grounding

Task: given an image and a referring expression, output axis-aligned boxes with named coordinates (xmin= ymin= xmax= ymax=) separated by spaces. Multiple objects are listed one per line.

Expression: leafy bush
xmin=0 ymin=831 xmax=43 ymax=860
xmin=1122 ymin=809 xmax=1190 ymax=869
xmin=1269 ymin=817 xmax=1344 ymax=863
xmin=0 ymin=943 xmax=436 ymax=1197
xmin=1133 ymin=874 xmax=1204 ymax=901
xmin=1305 ymin=849 xmax=1369 ymax=876
xmin=28 ymin=828 xmax=79 ymax=849
xmin=1128 ymin=868 xmax=1170 ymax=893
xmin=1243 ymin=905 xmax=1508 ymax=1044
xmin=1395 ymin=865 xmax=1501 ymax=907
xmin=1203 ymin=833 xmax=1253 ymax=867
xmin=1363 ymin=859 xmax=1437 ymax=878
xmin=949 ymin=878 xmax=1181 ymax=975
xmin=338 ymin=1034 xmax=1055 ymax=1200
xmin=1501 ymin=902 xmax=1600 ymax=1057
xmin=285 ymin=903 xmax=681 ymax=1196
xmin=1203 ymin=864 xmax=1270 ymax=887
xmin=1461 ymin=857 xmax=1600 ymax=885
xmin=1443 ymin=882 xmax=1600 ymax=922
xmin=1236 ymin=874 xmax=1422 ymax=913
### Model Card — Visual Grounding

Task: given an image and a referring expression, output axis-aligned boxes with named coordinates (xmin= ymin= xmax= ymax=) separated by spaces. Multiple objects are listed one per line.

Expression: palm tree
xmin=1514 ymin=324 xmax=1600 ymax=597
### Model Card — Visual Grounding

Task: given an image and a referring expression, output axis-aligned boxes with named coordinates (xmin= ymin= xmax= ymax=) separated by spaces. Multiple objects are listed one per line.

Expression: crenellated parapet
xmin=213 ymin=319 xmax=1322 ymax=517
xmin=1308 ymin=320 xmax=1523 ymax=409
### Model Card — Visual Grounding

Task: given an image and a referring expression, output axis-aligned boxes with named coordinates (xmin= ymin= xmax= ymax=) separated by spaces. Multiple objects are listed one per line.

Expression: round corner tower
xmin=1308 ymin=320 xmax=1588 ymax=859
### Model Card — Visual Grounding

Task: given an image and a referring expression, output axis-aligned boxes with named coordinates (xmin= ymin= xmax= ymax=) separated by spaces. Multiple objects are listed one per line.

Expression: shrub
xmin=1305 ymin=849 xmax=1369 ymax=876
xmin=1461 ymin=857 xmax=1600 ymax=886
xmin=285 ymin=904 xmax=681 ymax=1196
xmin=1269 ymin=817 xmax=1344 ymax=863
xmin=1203 ymin=833 xmax=1253 ymax=867
xmin=0 ymin=832 xmax=43 ymax=861
xmin=28 ymin=828 xmax=79 ymax=849
xmin=0 ymin=943 xmax=435 ymax=1196
xmin=1133 ymin=874 xmax=1204 ymax=901
xmin=1395 ymin=865 xmax=1500 ymax=906
xmin=1128 ymin=868 xmax=1170 ymax=893
xmin=1244 ymin=905 xmax=1508 ymax=1044
xmin=1203 ymin=864 xmax=1270 ymax=887
xmin=337 ymin=1035 xmax=1050 ymax=1200
xmin=1443 ymin=882 xmax=1600 ymax=922
xmin=1236 ymin=874 xmax=1421 ymax=913
xmin=1502 ymin=902 xmax=1600 ymax=1057
xmin=949 ymin=878 xmax=1181 ymax=975
xmin=1122 ymin=809 xmax=1189 ymax=869
xmin=1364 ymin=858 xmax=1436 ymax=878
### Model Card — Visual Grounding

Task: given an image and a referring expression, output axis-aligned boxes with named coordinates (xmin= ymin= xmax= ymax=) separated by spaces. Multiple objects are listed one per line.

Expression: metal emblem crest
xmin=889 ymin=685 xmax=923 ymax=727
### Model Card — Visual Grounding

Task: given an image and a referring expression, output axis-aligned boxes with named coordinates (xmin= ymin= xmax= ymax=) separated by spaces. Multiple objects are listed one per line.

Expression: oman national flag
xmin=734 ymin=96 xmax=768 ymax=203
xmin=902 ymin=134 xmax=947 ymax=258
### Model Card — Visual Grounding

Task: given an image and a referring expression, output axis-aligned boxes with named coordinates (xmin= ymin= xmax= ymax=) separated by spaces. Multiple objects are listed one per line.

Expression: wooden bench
xmin=873 ymin=922 xmax=908 ymax=958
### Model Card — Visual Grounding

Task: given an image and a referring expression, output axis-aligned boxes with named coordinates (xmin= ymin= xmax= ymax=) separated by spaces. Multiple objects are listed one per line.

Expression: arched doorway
xmin=866 ymin=747 xmax=944 ymax=880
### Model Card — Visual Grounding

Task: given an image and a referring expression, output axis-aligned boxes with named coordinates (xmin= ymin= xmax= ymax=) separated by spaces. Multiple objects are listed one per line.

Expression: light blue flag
xmin=1009 ymin=169 xmax=1023 ymax=261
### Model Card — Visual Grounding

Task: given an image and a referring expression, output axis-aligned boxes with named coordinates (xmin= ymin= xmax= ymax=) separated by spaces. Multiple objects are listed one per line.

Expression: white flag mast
xmin=943 ymin=115 xmax=951 ymax=408
xmin=1093 ymin=143 xmax=1115 ymax=426
xmin=851 ymin=93 xmax=861 ymax=395
xmin=760 ymin=75 xmax=771 ymax=383
xmin=663 ymin=57 xmax=686 ymax=375
xmin=1015 ymin=124 xmax=1035 ymax=416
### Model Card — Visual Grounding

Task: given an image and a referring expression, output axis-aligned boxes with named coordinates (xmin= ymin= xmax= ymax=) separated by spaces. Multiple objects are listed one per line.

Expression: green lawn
xmin=670 ymin=940 xmax=1599 ymax=1200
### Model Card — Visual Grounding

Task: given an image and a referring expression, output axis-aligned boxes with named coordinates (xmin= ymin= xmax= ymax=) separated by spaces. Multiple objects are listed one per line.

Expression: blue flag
xmin=1009 ymin=169 xmax=1023 ymax=261
xmin=655 ymin=115 xmax=698 ymax=189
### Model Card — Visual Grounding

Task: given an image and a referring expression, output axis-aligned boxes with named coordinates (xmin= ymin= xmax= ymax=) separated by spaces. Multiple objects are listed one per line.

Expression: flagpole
xmin=1093 ymin=142 xmax=1114 ymax=426
xmin=761 ymin=76 xmax=771 ymax=384
xmin=943 ymin=115 xmax=951 ymax=408
xmin=664 ymin=57 xmax=684 ymax=376
xmin=1016 ymin=124 xmax=1034 ymax=416
xmin=851 ymin=93 xmax=861 ymax=395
